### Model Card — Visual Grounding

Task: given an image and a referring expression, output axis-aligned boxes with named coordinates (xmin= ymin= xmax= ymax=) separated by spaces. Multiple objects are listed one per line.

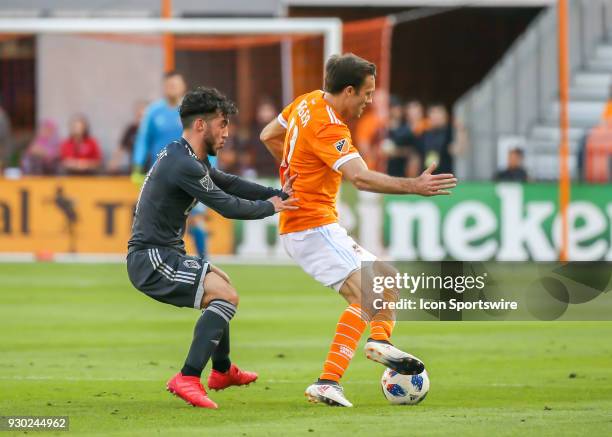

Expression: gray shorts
xmin=127 ymin=247 xmax=209 ymax=309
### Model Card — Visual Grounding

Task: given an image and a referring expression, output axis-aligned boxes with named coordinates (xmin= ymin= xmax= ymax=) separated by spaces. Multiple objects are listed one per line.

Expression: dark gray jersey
xmin=128 ymin=137 xmax=282 ymax=254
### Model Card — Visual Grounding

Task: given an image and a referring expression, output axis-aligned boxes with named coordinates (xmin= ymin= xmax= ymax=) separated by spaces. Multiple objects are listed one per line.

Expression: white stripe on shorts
xmin=193 ymin=262 xmax=209 ymax=309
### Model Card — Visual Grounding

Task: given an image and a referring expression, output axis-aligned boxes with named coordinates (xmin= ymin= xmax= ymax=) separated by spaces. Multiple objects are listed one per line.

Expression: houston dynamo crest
xmin=334 ymin=138 xmax=349 ymax=154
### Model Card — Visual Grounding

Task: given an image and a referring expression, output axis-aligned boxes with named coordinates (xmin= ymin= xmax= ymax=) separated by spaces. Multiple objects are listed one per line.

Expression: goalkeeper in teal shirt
xmin=132 ymin=71 xmax=186 ymax=177
xmin=132 ymin=71 xmax=215 ymax=258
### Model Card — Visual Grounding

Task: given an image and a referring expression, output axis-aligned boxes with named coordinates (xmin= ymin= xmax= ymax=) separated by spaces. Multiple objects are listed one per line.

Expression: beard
xmin=203 ymin=133 xmax=217 ymax=156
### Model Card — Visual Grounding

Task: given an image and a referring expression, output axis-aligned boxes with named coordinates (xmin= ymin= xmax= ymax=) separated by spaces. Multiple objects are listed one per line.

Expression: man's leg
xmin=206 ymin=267 xmax=257 ymax=391
xmin=181 ymin=272 xmax=238 ymax=378
xmin=362 ymin=262 xmax=425 ymax=376
xmin=317 ymin=263 xmax=400 ymax=382
xmin=369 ymin=261 xmax=399 ymax=342
xmin=167 ymin=271 xmax=238 ymax=409
xmin=305 ymin=270 xmax=368 ymax=407
xmin=211 ymin=324 xmax=231 ymax=373
xmin=318 ymin=271 xmax=369 ymax=383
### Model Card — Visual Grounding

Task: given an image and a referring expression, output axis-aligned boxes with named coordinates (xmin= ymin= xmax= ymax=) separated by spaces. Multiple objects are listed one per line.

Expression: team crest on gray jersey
xmin=183 ymin=259 xmax=202 ymax=270
xmin=199 ymin=174 xmax=214 ymax=191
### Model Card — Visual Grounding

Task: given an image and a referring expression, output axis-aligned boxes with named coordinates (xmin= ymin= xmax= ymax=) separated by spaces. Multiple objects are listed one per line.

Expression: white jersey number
xmin=283 ymin=117 xmax=299 ymax=167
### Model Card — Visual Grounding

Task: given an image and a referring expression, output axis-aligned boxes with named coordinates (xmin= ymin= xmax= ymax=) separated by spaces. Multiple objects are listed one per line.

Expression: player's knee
xmin=223 ymin=286 xmax=239 ymax=307
xmin=373 ymin=260 xmax=398 ymax=278
xmin=339 ymin=274 xmax=362 ymax=305
xmin=213 ymin=279 xmax=239 ymax=307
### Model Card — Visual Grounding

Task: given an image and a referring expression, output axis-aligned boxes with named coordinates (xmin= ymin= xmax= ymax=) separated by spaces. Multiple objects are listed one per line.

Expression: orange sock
xmin=369 ymin=319 xmax=395 ymax=341
xmin=319 ymin=304 xmax=368 ymax=382
xmin=369 ymin=288 xmax=397 ymax=341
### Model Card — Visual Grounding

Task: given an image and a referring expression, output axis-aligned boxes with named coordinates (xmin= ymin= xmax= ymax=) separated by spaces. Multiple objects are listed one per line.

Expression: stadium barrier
xmin=0 ymin=178 xmax=610 ymax=261
xmin=0 ymin=177 xmax=232 ymax=255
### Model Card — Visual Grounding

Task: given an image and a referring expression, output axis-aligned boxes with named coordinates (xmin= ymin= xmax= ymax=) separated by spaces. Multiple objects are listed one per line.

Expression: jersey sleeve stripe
xmin=326 ymin=106 xmax=334 ymax=123
xmin=277 ymin=113 xmax=287 ymax=128
xmin=332 ymin=152 xmax=361 ymax=171
xmin=327 ymin=105 xmax=342 ymax=125
xmin=326 ymin=106 xmax=340 ymax=125
xmin=332 ymin=109 xmax=341 ymax=124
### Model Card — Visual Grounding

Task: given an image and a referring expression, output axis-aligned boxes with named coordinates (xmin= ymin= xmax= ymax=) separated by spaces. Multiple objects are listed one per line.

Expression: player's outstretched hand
xmin=413 ymin=162 xmax=457 ymax=197
xmin=282 ymin=168 xmax=298 ymax=197
xmin=267 ymin=195 xmax=299 ymax=212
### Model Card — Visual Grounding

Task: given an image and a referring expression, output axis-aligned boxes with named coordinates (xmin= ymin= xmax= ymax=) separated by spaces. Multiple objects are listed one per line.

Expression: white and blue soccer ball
xmin=381 ymin=368 xmax=430 ymax=405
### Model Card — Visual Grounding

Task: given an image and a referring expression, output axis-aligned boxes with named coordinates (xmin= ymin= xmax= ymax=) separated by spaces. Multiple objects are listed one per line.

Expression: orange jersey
xmin=277 ymin=90 xmax=362 ymax=234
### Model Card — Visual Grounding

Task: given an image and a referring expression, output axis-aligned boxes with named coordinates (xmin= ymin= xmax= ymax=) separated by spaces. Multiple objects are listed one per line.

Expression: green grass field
xmin=1 ymin=262 xmax=612 ymax=436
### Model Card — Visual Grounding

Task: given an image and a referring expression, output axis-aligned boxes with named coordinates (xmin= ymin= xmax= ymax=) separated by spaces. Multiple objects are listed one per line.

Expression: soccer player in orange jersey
xmin=260 ymin=53 xmax=457 ymax=407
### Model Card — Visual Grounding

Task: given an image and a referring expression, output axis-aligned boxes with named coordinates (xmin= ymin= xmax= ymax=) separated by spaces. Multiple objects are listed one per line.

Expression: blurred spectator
xmin=59 ymin=115 xmax=102 ymax=175
xmin=405 ymin=100 xmax=430 ymax=136
xmin=381 ymin=96 xmax=413 ymax=177
xmin=217 ymin=142 xmax=240 ymax=174
xmin=244 ymin=98 xmax=280 ymax=177
xmin=404 ymin=100 xmax=429 ymax=177
xmin=579 ymin=122 xmax=612 ymax=183
xmin=131 ymin=71 xmax=186 ymax=183
xmin=496 ymin=147 xmax=528 ymax=182
xmin=21 ymin=119 xmax=60 ymax=175
xmin=577 ymin=84 xmax=612 ymax=181
xmin=217 ymin=125 xmax=242 ymax=175
xmin=107 ymin=101 xmax=147 ymax=175
xmin=0 ymin=99 xmax=13 ymax=171
xmin=355 ymin=91 xmax=386 ymax=170
xmin=233 ymin=124 xmax=257 ymax=178
xmin=422 ymin=104 xmax=467 ymax=174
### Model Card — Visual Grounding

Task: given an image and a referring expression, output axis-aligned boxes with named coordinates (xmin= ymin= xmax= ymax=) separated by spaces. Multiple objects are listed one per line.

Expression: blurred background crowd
xmin=0 ymin=72 xmax=462 ymax=179
xmin=2 ymin=67 xmax=612 ymax=183
xmin=0 ymin=71 xmax=517 ymax=181
xmin=0 ymin=1 xmax=611 ymax=185
xmin=4 ymin=92 xmax=604 ymax=185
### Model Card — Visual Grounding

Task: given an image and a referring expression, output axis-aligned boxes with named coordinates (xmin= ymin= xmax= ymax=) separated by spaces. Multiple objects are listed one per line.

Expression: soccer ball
xmin=381 ymin=368 xmax=430 ymax=405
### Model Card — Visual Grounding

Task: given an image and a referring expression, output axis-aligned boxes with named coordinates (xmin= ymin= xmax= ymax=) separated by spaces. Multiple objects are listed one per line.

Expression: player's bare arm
xmin=259 ymin=118 xmax=286 ymax=161
xmin=340 ymin=158 xmax=457 ymax=196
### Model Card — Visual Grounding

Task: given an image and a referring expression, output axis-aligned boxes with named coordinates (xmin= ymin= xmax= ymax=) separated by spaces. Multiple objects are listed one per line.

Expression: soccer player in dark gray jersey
xmin=128 ymin=138 xmax=283 ymax=254
xmin=126 ymin=87 xmax=297 ymax=409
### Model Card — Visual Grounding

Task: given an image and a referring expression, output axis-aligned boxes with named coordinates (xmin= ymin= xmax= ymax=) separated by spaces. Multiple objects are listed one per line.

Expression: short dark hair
xmin=179 ymin=87 xmax=238 ymax=128
xmin=324 ymin=53 xmax=376 ymax=95
xmin=510 ymin=147 xmax=524 ymax=157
